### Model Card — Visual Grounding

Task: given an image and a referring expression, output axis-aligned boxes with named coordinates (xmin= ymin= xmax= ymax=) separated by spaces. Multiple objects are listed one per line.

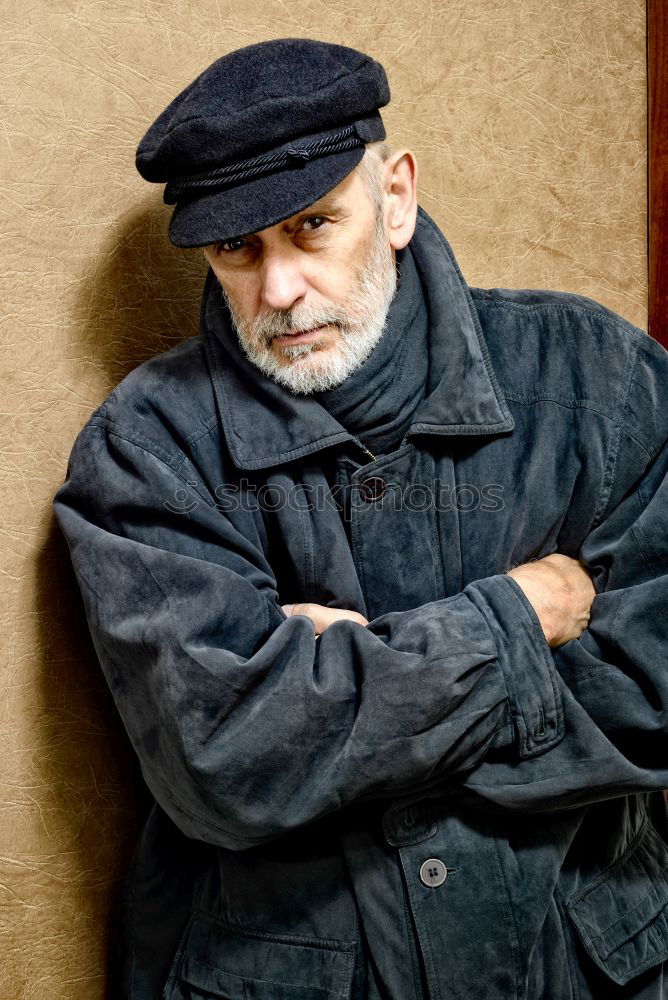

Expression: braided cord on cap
xmin=164 ymin=124 xmax=364 ymax=203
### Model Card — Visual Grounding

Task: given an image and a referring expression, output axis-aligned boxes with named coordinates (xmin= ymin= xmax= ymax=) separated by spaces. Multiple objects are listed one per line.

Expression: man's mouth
xmin=273 ymin=325 xmax=329 ymax=346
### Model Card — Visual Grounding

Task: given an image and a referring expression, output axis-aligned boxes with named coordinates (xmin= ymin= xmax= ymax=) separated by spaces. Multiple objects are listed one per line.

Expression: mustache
xmin=252 ymin=310 xmax=345 ymax=345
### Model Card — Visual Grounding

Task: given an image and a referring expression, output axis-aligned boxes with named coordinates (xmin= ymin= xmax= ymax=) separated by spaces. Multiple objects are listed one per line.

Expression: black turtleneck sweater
xmin=312 ymin=242 xmax=430 ymax=458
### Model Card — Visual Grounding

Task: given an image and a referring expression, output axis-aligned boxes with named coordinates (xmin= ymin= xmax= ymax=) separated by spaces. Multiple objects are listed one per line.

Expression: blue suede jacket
xmin=52 ymin=206 xmax=668 ymax=1000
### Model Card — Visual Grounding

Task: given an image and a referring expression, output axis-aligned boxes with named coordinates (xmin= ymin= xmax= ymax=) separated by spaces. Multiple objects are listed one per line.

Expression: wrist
xmin=537 ymin=613 xmax=558 ymax=648
xmin=505 ymin=570 xmax=556 ymax=647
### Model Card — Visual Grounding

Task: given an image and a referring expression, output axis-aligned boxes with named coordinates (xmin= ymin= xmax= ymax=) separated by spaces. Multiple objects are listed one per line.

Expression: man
xmin=52 ymin=38 xmax=668 ymax=1000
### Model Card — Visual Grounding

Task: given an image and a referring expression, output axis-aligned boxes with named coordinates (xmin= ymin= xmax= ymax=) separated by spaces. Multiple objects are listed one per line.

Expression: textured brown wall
xmin=0 ymin=2 xmax=647 ymax=996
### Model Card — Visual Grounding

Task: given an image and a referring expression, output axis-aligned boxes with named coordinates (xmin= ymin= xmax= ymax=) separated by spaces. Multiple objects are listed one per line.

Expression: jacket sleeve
xmin=457 ymin=332 xmax=668 ymax=814
xmin=52 ymin=415 xmax=558 ymax=851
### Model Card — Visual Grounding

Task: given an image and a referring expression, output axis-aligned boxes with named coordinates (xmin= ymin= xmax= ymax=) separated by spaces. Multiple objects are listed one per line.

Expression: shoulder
xmin=469 ymin=286 xmax=668 ymax=453
xmin=469 ymin=285 xmax=647 ymax=361
xmin=74 ymin=334 xmax=219 ymax=465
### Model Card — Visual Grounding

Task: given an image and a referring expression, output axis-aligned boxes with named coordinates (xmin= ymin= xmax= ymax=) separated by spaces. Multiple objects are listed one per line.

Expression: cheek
xmin=216 ymin=271 xmax=260 ymax=321
xmin=331 ymin=229 xmax=374 ymax=288
xmin=308 ymin=249 xmax=364 ymax=302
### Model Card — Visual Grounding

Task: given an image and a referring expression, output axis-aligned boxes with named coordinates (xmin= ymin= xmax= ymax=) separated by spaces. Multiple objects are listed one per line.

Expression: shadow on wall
xmin=76 ymin=196 xmax=207 ymax=390
xmin=41 ymin=196 xmax=208 ymax=999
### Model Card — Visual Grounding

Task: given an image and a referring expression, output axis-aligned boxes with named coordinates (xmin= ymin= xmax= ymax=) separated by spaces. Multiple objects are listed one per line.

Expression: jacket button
xmin=419 ymin=858 xmax=447 ymax=887
xmin=359 ymin=476 xmax=387 ymax=502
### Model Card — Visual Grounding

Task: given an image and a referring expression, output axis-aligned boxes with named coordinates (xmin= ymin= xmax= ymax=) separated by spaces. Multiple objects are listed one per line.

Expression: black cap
xmin=135 ymin=38 xmax=391 ymax=248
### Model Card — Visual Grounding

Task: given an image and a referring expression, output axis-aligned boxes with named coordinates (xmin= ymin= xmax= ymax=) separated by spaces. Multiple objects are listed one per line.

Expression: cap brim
xmin=167 ymin=146 xmax=366 ymax=248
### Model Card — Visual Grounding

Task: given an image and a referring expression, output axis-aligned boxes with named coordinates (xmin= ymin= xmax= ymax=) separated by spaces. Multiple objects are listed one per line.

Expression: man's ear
xmin=383 ymin=150 xmax=418 ymax=250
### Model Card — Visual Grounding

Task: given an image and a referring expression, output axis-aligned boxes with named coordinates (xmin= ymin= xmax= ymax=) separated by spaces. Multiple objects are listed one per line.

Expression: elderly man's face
xmin=202 ymin=162 xmax=398 ymax=394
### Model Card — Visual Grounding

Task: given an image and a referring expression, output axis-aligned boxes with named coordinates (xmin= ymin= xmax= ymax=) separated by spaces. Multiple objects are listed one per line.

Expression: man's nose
xmin=259 ymin=249 xmax=309 ymax=312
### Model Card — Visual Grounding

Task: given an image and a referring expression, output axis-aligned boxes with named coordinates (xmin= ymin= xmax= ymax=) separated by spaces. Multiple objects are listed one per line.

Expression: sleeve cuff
xmin=463 ymin=573 xmax=565 ymax=759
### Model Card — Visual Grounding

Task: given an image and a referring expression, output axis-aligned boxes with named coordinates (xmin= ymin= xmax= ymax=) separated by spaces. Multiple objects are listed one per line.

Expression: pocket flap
xmin=565 ymin=819 xmax=668 ymax=986
xmin=164 ymin=911 xmax=356 ymax=999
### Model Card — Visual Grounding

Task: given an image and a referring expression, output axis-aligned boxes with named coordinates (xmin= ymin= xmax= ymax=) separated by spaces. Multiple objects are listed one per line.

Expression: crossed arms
xmin=51 ymin=367 xmax=668 ymax=853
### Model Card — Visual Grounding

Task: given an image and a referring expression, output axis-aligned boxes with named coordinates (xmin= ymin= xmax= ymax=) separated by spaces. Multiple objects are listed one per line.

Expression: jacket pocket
xmin=162 ymin=910 xmax=357 ymax=1000
xmin=564 ymin=816 xmax=668 ymax=986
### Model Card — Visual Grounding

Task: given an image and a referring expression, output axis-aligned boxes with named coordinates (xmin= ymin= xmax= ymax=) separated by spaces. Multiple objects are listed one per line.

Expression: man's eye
xmin=301 ymin=216 xmax=327 ymax=232
xmin=216 ymin=237 xmax=248 ymax=253
xmin=211 ymin=218 xmax=327 ymax=256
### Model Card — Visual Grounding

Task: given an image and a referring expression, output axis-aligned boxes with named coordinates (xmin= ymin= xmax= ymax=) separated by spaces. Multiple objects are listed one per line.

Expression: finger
xmin=295 ymin=604 xmax=369 ymax=632
xmin=287 ymin=603 xmax=335 ymax=635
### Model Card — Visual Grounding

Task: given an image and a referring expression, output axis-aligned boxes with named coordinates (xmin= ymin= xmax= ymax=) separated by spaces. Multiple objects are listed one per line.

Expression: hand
xmin=281 ymin=602 xmax=369 ymax=636
xmin=506 ymin=553 xmax=596 ymax=648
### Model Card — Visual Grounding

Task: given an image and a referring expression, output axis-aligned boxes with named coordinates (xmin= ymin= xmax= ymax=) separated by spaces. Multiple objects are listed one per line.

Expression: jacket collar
xmin=200 ymin=205 xmax=514 ymax=471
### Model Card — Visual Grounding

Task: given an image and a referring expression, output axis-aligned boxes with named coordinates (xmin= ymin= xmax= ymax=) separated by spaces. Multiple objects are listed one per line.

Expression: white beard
xmin=219 ymin=209 xmax=398 ymax=394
